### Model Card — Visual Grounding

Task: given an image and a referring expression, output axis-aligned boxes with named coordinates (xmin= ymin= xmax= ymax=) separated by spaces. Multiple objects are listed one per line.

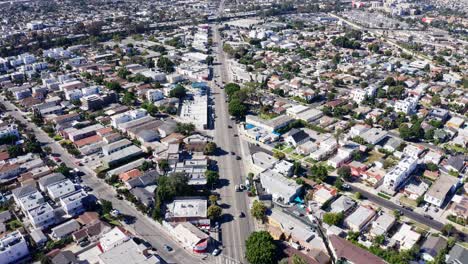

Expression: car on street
xmin=83 ymin=186 xmax=93 ymax=192
xmin=212 ymin=249 xmax=221 ymax=256
xmin=164 ymin=244 xmax=173 ymax=252
xmin=423 ymin=214 xmax=433 ymax=220
xmin=227 ymin=125 xmax=232 ymax=128
xmin=236 ymin=156 xmax=241 ymax=160
xmin=239 ymin=212 xmax=245 ymax=218
xmin=231 ymin=151 xmax=235 ymax=155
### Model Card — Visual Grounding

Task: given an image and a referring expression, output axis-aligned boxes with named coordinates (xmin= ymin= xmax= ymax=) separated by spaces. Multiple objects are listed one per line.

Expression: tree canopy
xmin=245 ymin=231 xmax=277 ymax=264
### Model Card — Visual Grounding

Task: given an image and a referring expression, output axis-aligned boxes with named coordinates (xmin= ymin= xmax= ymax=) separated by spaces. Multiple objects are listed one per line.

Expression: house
xmin=285 ymin=128 xmax=310 ymax=147
xmin=259 ymin=169 xmax=302 ymax=203
xmin=50 ymin=219 xmax=81 ymax=241
xmin=311 ymin=185 xmax=338 ymax=206
xmin=72 ymin=220 xmax=111 ymax=242
xmin=130 ymin=188 xmax=154 ymax=207
xmin=369 ymin=213 xmax=396 ymax=237
xmin=0 ymin=231 xmax=30 ymax=264
xmin=99 ymin=227 xmax=131 ymax=252
xmin=348 ymin=161 xmax=367 ymax=177
xmin=50 ymin=251 xmax=79 ymax=264
xmin=125 ymin=170 xmax=158 ymax=189
xmin=447 ymin=244 xmax=468 ymax=264
xmin=445 ymin=155 xmax=466 ymax=173
xmin=172 ymin=222 xmax=210 ymax=253
xmin=119 ymin=169 xmax=142 ymax=182
xmin=420 ymin=236 xmax=447 ymax=262
xmin=272 ymin=159 xmax=294 ymax=177
xmin=424 ymin=174 xmax=459 ymax=207
xmin=166 ymin=197 xmax=208 ymax=225
xmin=446 ymin=116 xmax=465 ymax=129
xmin=46 ymin=178 xmax=75 ymax=200
xmin=344 ymin=206 xmax=376 ymax=232
xmin=267 ymin=208 xmax=328 ymax=253
xmin=391 ymin=224 xmax=421 ymax=250
xmin=448 ymin=195 xmax=468 ymax=220
xmin=329 ymin=235 xmax=386 ymax=264
xmin=0 ymin=163 xmax=21 ymax=181
xmin=361 ymin=128 xmax=388 ymax=145
xmin=403 ymin=144 xmax=425 ymax=158
xmin=330 ymin=196 xmax=356 ymax=214
xmin=424 ymin=150 xmax=443 ymax=165
xmin=297 ymin=141 xmax=318 ymax=155
xmin=98 ymin=239 xmax=160 ymax=264
xmin=183 ymin=134 xmax=209 ymax=152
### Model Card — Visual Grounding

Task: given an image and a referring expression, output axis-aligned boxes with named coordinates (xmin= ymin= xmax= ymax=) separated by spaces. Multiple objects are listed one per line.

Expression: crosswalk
xmin=216 ymin=255 xmax=243 ymax=264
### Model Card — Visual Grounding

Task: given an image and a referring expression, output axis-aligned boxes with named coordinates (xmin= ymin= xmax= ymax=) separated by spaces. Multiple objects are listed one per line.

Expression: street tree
xmin=228 ymin=99 xmax=248 ymax=118
xmin=169 ymin=84 xmax=186 ymax=99
xmin=207 ymin=204 xmax=222 ymax=220
xmin=204 ymin=142 xmax=217 ymax=155
xmin=245 ymin=231 xmax=277 ymax=264
xmin=322 ymin=212 xmax=344 ymax=226
xmin=251 ymin=200 xmax=267 ymax=222
xmin=337 ymin=166 xmax=352 ymax=181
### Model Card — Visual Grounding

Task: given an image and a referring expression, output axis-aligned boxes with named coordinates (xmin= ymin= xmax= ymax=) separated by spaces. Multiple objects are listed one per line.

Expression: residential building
xmin=111 ymin=109 xmax=147 ymax=128
xmin=285 ymin=128 xmax=310 ymax=147
xmin=46 ymin=178 xmax=75 ymax=200
xmin=0 ymin=231 xmax=30 ymax=264
xmin=99 ymin=227 xmax=131 ymax=252
xmin=383 ymin=156 xmax=418 ymax=191
xmin=394 ymin=97 xmax=418 ymax=114
xmin=330 ymin=195 xmax=356 ymax=214
xmin=259 ymin=169 xmax=302 ymax=203
xmin=329 ymin=235 xmax=386 ymax=264
xmin=420 ymin=236 xmax=447 ymax=262
xmin=424 ymin=174 xmax=459 ymax=207
xmin=59 ymin=189 xmax=88 ymax=217
xmin=369 ymin=213 xmax=396 ymax=237
xmin=344 ymin=206 xmax=376 ymax=231
xmin=391 ymin=224 xmax=421 ymax=250
xmin=447 ymin=244 xmax=468 ymax=264
xmin=50 ymin=219 xmax=81 ymax=241
xmin=27 ymin=202 xmax=56 ymax=229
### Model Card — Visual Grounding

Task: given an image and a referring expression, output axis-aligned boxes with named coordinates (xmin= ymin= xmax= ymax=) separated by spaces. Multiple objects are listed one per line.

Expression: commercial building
xmin=245 ymin=114 xmax=294 ymax=133
xmin=172 ymin=222 xmax=210 ymax=253
xmin=166 ymin=197 xmax=208 ymax=224
xmin=98 ymin=239 xmax=160 ymax=264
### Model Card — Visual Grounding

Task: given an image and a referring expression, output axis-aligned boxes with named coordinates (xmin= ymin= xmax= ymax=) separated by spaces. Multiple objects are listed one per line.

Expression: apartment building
xmin=383 ymin=156 xmax=418 ymax=191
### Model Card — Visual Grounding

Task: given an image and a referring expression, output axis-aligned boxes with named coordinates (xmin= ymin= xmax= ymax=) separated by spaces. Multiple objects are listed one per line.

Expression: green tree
xmin=158 ymin=159 xmax=170 ymax=173
xmin=353 ymin=192 xmax=362 ymax=200
xmin=101 ymin=199 xmax=113 ymax=215
xmin=122 ymin=91 xmax=136 ymax=106
xmin=337 ymin=166 xmax=352 ymax=181
xmin=225 ymin=83 xmax=241 ymax=98
xmin=105 ymin=81 xmax=122 ymax=91
xmin=7 ymin=145 xmax=23 ymax=158
xmin=157 ymin=56 xmax=175 ymax=73
xmin=169 ymin=84 xmax=186 ymax=99
xmin=347 ymin=231 xmax=360 ymax=242
xmin=426 ymin=162 xmax=438 ymax=172
xmin=207 ymin=204 xmax=222 ymax=220
xmin=209 ymin=195 xmax=218 ymax=205
xmin=228 ymin=99 xmax=248 ymax=118
xmin=205 ymin=170 xmax=219 ymax=186
xmin=175 ymin=122 xmax=195 ymax=135
xmin=204 ymin=142 xmax=217 ymax=155
xmin=251 ymin=200 xmax=267 ymax=222
xmin=245 ymin=231 xmax=277 ymax=264
xmin=441 ymin=223 xmax=454 ymax=236
xmin=273 ymin=151 xmax=286 ymax=160
xmin=323 ymin=212 xmax=344 ymax=226
xmin=309 ymin=165 xmax=328 ymax=182
xmin=334 ymin=177 xmax=344 ymax=190
xmin=139 ymin=161 xmax=154 ymax=171
xmin=399 ymin=124 xmax=412 ymax=140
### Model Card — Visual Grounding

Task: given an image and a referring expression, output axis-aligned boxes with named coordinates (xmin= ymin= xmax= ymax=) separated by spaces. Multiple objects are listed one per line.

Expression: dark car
xmin=231 ymin=151 xmax=235 ymax=155
xmin=79 ymin=240 xmax=91 ymax=247
xmin=228 ymin=125 xmax=232 ymax=128
xmin=83 ymin=186 xmax=93 ymax=192
xmin=423 ymin=214 xmax=433 ymax=220
xmin=239 ymin=212 xmax=245 ymax=218
xmin=236 ymin=156 xmax=241 ymax=160
xmin=164 ymin=244 xmax=173 ymax=252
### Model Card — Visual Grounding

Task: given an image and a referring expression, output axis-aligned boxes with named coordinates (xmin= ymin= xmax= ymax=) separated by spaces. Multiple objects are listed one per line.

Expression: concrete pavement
xmin=0 ymin=97 xmax=213 ymax=264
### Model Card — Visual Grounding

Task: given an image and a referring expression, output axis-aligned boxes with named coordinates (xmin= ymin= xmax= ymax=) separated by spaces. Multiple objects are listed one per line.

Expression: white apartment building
xmin=111 ymin=109 xmax=147 ymax=127
xmin=60 ymin=189 xmax=88 ymax=217
xmin=394 ymin=97 xmax=418 ymax=114
xmin=27 ymin=203 xmax=56 ymax=229
xmin=0 ymin=124 xmax=19 ymax=139
xmin=46 ymin=179 xmax=75 ymax=200
xmin=0 ymin=231 xmax=30 ymax=264
xmin=146 ymin=89 xmax=164 ymax=102
xmin=351 ymin=86 xmax=377 ymax=104
xmin=383 ymin=156 xmax=418 ymax=191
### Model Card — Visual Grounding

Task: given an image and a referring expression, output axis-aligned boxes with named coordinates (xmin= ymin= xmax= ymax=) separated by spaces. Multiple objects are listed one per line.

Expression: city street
xmin=209 ymin=16 xmax=254 ymax=263
xmin=0 ymin=97 xmax=212 ymax=264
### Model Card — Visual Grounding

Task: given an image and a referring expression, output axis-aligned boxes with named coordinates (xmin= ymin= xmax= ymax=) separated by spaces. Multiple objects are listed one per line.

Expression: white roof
xmin=259 ymin=169 xmax=301 ymax=201
xmin=167 ymin=198 xmax=207 ymax=218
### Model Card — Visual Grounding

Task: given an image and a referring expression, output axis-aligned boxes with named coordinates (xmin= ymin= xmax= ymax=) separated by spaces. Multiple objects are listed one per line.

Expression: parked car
xmin=236 ymin=156 xmax=241 ymax=160
xmin=164 ymin=244 xmax=173 ymax=252
xmin=79 ymin=240 xmax=91 ymax=247
xmin=212 ymin=249 xmax=221 ymax=256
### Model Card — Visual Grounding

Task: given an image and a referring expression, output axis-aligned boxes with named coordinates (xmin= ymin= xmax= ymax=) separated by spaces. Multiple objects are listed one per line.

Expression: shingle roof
xmin=329 ymin=235 xmax=387 ymax=264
